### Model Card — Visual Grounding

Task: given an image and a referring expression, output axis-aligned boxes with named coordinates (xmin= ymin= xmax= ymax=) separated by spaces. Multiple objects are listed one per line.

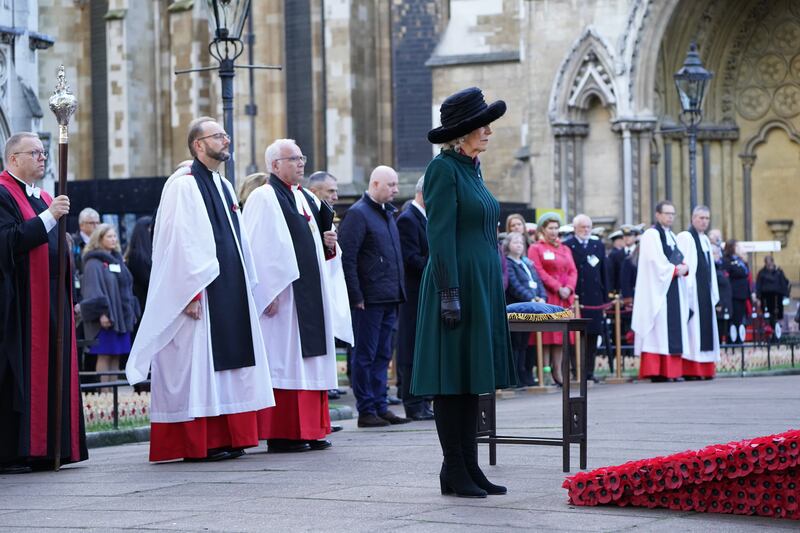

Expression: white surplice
xmin=676 ymin=230 xmax=720 ymax=363
xmin=632 ymin=227 xmax=689 ymax=356
xmin=241 ymin=183 xmax=344 ymax=390
xmin=125 ymin=166 xmax=275 ymax=422
xmin=308 ymin=195 xmax=354 ymax=346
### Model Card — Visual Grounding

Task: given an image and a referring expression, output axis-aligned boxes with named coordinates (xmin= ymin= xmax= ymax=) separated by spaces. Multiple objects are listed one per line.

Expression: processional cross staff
xmin=48 ymin=65 xmax=78 ymax=471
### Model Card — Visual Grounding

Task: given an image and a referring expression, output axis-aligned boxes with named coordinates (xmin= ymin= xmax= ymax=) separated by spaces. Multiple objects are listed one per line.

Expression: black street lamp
xmin=674 ymin=41 xmax=713 ymax=210
xmin=206 ymin=0 xmax=251 ymax=186
xmin=176 ymin=1 xmax=280 ymax=187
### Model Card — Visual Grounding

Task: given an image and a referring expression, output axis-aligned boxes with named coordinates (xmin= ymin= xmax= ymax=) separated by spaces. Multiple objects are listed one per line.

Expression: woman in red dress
xmin=528 ymin=213 xmax=577 ymax=385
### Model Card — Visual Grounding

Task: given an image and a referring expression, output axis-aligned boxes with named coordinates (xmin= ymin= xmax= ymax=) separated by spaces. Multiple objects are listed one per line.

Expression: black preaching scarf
xmin=654 ymin=224 xmax=683 ymax=355
xmin=690 ymin=227 xmax=714 ymax=351
xmin=191 ymin=160 xmax=255 ymax=371
xmin=268 ymin=174 xmax=327 ymax=357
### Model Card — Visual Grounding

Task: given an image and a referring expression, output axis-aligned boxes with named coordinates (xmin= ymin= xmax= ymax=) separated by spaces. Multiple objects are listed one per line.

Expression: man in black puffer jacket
xmin=338 ymin=166 xmax=408 ymax=428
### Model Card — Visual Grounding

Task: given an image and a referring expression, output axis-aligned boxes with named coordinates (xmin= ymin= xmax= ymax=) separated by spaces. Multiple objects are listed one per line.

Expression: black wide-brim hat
xmin=427 ymin=87 xmax=506 ymax=144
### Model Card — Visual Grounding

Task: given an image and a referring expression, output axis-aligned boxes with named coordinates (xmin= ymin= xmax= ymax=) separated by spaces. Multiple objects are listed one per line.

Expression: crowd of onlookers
xmin=73 ymin=183 xmax=795 ymax=402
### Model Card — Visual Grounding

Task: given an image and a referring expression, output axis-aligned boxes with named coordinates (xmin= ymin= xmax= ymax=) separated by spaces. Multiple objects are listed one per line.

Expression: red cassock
xmin=149 ymin=412 xmax=259 ymax=462
xmin=0 ymin=170 xmax=87 ymax=467
xmin=528 ymin=239 xmax=577 ymax=345
xmin=257 ymin=389 xmax=330 ymax=441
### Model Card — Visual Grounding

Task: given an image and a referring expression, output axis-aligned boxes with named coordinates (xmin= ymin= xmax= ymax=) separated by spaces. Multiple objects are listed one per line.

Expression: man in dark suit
xmin=606 ymin=229 xmax=625 ymax=296
xmin=396 ymin=176 xmax=433 ymax=420
xmin=338 ymin=166 xmax=410 ymax=428
xmin=565 ymin=214 xmax=609 ymax=382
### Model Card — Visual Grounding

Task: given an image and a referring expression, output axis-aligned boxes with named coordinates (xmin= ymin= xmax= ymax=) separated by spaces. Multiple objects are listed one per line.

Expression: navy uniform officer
xmin=564 ymin=214 xmax=609 ymax=382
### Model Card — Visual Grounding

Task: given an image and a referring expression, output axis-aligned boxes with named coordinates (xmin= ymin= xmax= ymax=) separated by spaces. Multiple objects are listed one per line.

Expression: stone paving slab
xmin=0 ymin=375 xmax=798 ymax=531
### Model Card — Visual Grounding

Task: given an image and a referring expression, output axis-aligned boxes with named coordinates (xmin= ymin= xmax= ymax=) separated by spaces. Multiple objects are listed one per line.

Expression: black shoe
xmin=327 ymin=389 xmax=341 ymax=400
xmin=387 ymin=395 xmax=402 ymax=405
xmin=224 ymin=449 xmax=246 ymax=460
xmin=331 ymin=425 xmax=343 ymax=433
xmin=305 ymin=439 xmax=332 ymax=451
xmin=267 ymin=439 xmax=312 ymax=453
xmin=184 ymin=449 xmax=237 ymax=462
xmin=357 ymin=413 xmax=390 ymax=428
xmin=0 ymin=464 xmax=32 ymax=474
xmin=379 ymin=410 xmax=412 ymax=425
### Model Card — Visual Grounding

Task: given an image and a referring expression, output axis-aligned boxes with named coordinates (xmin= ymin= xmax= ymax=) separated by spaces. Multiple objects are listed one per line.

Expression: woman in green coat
xmin=411 ymin=87 xmax=516 ymax=498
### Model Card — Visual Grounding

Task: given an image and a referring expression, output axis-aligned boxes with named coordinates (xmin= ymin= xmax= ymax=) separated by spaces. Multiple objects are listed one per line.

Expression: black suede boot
xmin=461 ymin=394 xmax=507 ymax=495
xmin=434 ymin=395 xmax=487 ymax=498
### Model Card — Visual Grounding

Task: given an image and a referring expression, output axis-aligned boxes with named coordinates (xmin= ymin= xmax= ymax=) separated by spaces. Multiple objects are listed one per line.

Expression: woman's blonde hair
xmin=502 ymin=231 xmax=525 ymax=256
xmin=238 ymin=172 xmax=268 ymax=207
xmin=83 ymin=223 xmax=120 ymax=256
xmin=505 ymin=213 xmax=531 ymax=246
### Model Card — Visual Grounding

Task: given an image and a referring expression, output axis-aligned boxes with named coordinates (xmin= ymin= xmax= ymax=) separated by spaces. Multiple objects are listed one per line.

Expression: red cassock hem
xmin=681 ymin=359 xmax=716 ymax=378
xmin=257 ymin=389 xmax=330 ymax=441
xmin=149 ymin=411 xmax=259 ymax=462
xmin=639 ymin=352 xmax=683 ymax=379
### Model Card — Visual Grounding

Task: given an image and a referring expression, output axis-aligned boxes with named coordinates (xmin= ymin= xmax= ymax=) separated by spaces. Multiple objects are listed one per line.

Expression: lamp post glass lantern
xmin=674 ymin=41 xmax=713 ymax=210
xmin=205 ymin=0 xmax=251 ymax=186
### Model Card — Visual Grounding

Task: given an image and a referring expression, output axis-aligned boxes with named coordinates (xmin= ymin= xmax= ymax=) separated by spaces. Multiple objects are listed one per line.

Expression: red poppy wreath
xmin=563 ymin=429 xmax=800 ymax=520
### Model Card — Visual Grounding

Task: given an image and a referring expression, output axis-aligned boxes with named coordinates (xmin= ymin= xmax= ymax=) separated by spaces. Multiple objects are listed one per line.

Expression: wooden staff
xmin=48 ymin=66 xmax=78 ymax=471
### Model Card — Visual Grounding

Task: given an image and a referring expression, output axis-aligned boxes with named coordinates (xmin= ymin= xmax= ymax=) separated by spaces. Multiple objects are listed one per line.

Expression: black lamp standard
xmin=674 ymin=41 xmax=713 ymax=210
xmin=205 ymin=0 xmax=251 ymax=187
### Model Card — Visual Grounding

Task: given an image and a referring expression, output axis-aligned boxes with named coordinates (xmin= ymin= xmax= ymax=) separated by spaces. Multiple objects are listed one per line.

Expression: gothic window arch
xmin=549 ymin=27 xmax=619 ymax=124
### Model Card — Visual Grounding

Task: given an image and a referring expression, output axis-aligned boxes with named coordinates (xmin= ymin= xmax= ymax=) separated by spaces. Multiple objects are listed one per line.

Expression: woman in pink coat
xmin=528 ymin=212 xmax=577 ymax=385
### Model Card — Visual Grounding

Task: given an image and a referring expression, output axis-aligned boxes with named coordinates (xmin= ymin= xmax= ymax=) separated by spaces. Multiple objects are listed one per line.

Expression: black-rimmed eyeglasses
xmin=14 ymin=150 xmax=48 ymax=160
xmin=197 ymin=132 xmax=230 ymax=142
xmin=276 ymin=155 xmax=307 ymax=164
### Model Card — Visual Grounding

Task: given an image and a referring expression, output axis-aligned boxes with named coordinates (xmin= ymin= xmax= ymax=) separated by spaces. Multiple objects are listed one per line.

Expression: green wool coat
xmin=410 ymin=149 xmax=516 ymax=395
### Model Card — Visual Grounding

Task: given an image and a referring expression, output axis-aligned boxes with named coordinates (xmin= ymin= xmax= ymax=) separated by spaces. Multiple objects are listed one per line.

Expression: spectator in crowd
xmin=722 ymin=239 xmax=753 ymax=343
xmin=505 ymin=213 xmax=531 ymax=252
xmin=236 ymin=172 xmax=267 ymax=208
xmin=504 ymin=231 xmax=546 ymax=386
xmin=124 ymin=216 xmax=153 ymax=316
xmin=564 ymin=214 xmax=608 ymax=382
xmin=528 ymin=212 xmax=577 ymax=386
xmin=71 ymin=207 xmax=100 ymax=277
xmin=708 ymin=228 xmax=723 ymax=256
xmin=306 ymin=170 xmax=350 ymax=402
xmin=677 ymin=206 xmax=720 ymax=379
xmin=0 ymin=131 xmax=87 ymax=473
xmin=411 ymin=87 xmax=515 ymax=498
xmin=338 ymin=165 xmax=409 ymax=428
xmin=396 ymin=176 xmax=434 ymax=420
xmin=71 ymin=208 xmax=100 ymax=371
xmin=621 ymin=245 xmax=639 ymax=301
xmin=243 ymin=139 xmax=345 ymax=453
xmin=307 ymin=171 xmax=339 ymax=205
xmin=80 ymin=224 xmax=140 ymax=383
xmin=756 ymin=255 xmax=789 ymax=337
xmin=126 ymin=117 xmax=274 ymax=462
xmin=713 ymin=244 xmax=732 ymax=344
xmin=606 ymin=229 xmax=624 ymax=294
xmin=632 ymin=200 xmax=689 ymax=382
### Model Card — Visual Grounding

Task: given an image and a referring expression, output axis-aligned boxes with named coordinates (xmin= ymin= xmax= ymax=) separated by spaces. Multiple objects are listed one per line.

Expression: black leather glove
xmin=440 ymin=288 xmax=461 ymax=328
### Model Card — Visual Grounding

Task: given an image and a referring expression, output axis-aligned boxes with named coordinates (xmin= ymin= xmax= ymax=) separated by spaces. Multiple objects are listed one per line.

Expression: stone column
xmin=621 ymin=126 xmax=633 ymax=224
xmin=740 ymin=155 xmax=756 ymax=240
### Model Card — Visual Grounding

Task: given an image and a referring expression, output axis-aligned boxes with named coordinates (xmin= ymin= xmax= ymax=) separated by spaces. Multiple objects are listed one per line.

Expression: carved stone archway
xmin=549 ymin=27 xmax=624 ymax=220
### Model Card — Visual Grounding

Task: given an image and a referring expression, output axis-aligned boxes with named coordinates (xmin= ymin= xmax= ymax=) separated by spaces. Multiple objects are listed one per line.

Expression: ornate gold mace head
xmin=48 ymin=65 xmax=78 ymax=142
